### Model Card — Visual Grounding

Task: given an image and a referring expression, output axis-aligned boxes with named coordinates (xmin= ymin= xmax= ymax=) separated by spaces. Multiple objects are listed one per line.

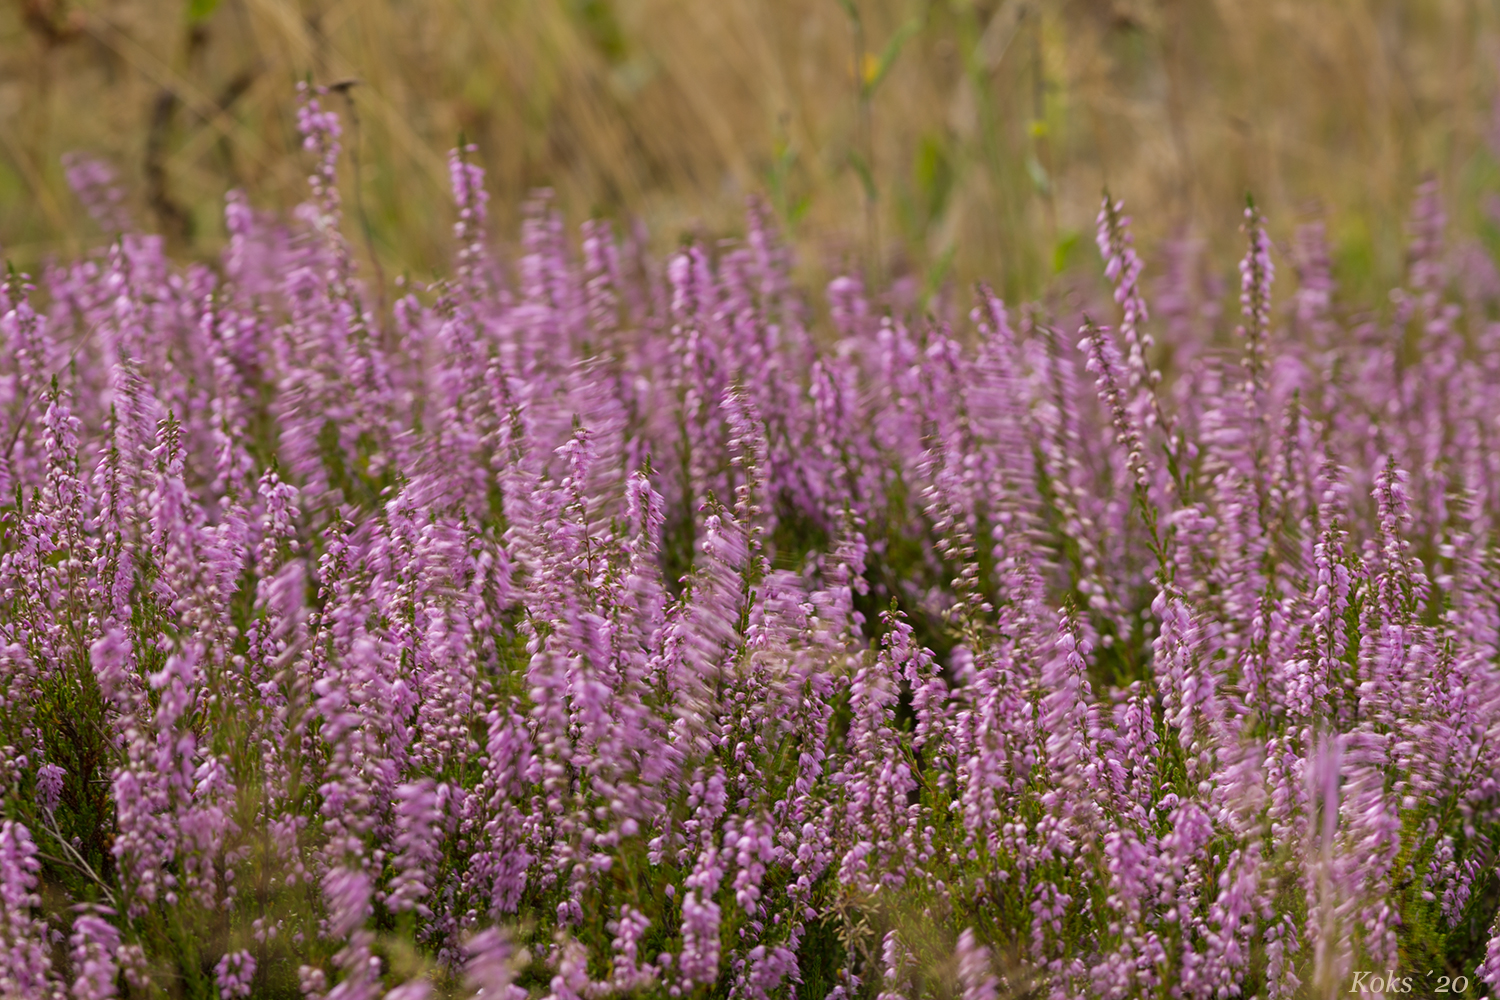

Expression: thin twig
xmin=330 ymin=80 xmax=389 ymax=338
xmin=39 ymin=811 xmax=118 ymax=911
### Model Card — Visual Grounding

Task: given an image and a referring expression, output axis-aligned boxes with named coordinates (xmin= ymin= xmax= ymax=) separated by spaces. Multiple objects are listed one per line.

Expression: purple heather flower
xmin=955 ymin=929 xmax=997 ymax=1000
xmin=678 ymin=891 xmax=722 ymax=987
xmin=36 ymin=764 xmax=64 ymax=813
xmin=4 ymin=102 xmax=1500 ymax=1000
xmin=215 ymin=950 xmax=257 ymax=999
xmin=463 ymin=928 xmax=528 ymax=1000
xmin=69 ymin=910 xmax=120 ymax=1000
xmin=0 ymin=822 xmax=55 ymax=998
xmin=62 ymin=153 xmax=132 ymax=234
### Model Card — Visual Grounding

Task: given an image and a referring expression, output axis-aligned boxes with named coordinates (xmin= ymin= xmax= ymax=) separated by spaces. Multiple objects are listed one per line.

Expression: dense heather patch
xmin=2 ymin=86 xmax=1500 ymax=999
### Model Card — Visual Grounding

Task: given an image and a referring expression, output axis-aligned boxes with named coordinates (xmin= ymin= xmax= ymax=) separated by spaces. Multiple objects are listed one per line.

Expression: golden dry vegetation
xmin=1 ymin=0 xmax=1497 ymax=308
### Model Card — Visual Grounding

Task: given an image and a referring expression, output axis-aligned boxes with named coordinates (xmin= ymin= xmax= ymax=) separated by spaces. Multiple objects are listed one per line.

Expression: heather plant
xmin=4 ymin=85 xmax=1500 ymax=1000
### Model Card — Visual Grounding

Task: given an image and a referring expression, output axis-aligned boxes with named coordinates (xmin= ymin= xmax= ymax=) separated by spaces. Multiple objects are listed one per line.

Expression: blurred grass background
xmin=1 ymin=0 xmax=1498 ymax=309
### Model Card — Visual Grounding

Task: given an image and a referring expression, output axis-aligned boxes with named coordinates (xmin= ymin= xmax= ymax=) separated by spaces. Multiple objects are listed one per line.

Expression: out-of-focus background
xmin=1 ymin=0 xmax=1497 ymax=306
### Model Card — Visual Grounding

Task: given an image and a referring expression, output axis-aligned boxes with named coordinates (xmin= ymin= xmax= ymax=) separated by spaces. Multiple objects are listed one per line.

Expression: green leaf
xmin=914 ymin=134 xmax=953 ymax=222
xmin=848 ymin=150 xmax=877 ymax=204
xmin=1052 ymin=230 xmax=1081 ymax=275
xmin=1026 ymin=155 xmax=1051 ymax=195
xmin=836 ymin=0 xmax=861 ymax=25
xmin=862 ymin=17 xmax=922 ymax=96
xmin=187 ymin=0 xmax=222 ymax=22
xmin=767 ymin=139 xmax=809 ymax=229
xmin=789 ymin=194 xmax=812 ymax=225
xmin=1479 ymin=221 xmax=1500 ymax=281
xmin=922 ymin=243 xmax=957 ymax=305
xmin=570 ymin=0 xmax=628 ymax=64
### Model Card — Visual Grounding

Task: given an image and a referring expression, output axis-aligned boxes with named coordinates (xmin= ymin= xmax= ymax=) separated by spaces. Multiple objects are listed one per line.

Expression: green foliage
xmin=186 ymin=0 xmax=223 ymax=25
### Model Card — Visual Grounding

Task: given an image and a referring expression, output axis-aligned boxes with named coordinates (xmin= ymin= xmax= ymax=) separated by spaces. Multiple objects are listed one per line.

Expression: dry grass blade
xmin=0 ymin=0 xmax=1492 ymax=304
